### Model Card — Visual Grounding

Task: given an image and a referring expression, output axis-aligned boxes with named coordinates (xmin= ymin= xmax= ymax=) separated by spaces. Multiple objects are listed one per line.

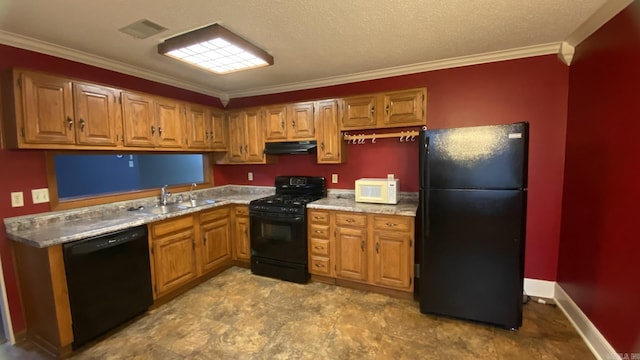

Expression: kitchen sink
xmin=134 ymin=199 xmax=216 ymax=215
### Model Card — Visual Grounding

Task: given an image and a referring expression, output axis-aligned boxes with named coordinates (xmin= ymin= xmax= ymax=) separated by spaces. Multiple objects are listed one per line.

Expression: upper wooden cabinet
xmin=341 ymin=88 xmax=426 ymax=130
xmin=226 ymin=108 xmax=268 ymax=163
xmin=1 ymin=69 xmax=122 ymax=149
xmin=185 ymin=105 xmax=228 ymax=151
xmin=315 ymin=99 xmax=346 ymax=164
xmin=265 ymin=102 xmax=315 ymax=142
xmin=122 ymin=92 xmax=184 ymax=149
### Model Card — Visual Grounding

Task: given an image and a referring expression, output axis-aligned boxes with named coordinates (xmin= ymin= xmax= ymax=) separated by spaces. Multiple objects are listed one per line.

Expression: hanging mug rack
xmin=343 ymin=128 xmax=424 ymax=144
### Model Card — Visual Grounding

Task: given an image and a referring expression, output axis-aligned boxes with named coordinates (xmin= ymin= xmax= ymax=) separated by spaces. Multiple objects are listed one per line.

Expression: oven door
xmin=250 ymin=210 xmax=307 ymax=264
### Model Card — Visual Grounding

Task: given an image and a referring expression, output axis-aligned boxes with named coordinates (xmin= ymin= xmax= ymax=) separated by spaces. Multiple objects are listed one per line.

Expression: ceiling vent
xmin=119 ymin=19 xmax=167 ymax=39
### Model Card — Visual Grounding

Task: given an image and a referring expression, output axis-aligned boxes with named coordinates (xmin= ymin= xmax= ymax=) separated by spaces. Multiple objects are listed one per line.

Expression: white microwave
xmin=355 ymin=178 xmax=399 ymax=204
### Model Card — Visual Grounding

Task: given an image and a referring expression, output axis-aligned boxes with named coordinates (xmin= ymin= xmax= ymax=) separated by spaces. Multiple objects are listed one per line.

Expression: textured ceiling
xmin=0 ymin=0 xmax=618 ymax=99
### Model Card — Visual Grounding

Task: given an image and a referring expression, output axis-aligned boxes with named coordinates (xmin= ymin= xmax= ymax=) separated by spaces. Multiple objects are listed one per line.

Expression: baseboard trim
xmin=524 ymin=278 xmax=556 ymax=298
xmin=554 ymin=283 xmax=619 ymax=360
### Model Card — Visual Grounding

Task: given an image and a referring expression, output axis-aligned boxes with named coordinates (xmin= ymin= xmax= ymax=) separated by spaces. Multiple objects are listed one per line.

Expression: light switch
xmin=332 ymin=174 xmax=338 ymax=183
xmin=248 ymin=172 xmax=253 ymax=181
xmin=32 ymin=188 xmax=50 ymax=204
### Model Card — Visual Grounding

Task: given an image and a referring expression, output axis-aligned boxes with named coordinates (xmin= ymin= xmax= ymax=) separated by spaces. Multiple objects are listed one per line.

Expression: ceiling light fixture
xmin=157 ymin=23 xmax=273 ymax=75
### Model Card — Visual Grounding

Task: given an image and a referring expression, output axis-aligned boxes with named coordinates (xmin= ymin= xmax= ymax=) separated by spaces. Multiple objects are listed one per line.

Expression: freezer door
xmin=419 ymin=189 xmax=526 ymax=329
xmin=422 ymin=122 xmax=528 ymax=190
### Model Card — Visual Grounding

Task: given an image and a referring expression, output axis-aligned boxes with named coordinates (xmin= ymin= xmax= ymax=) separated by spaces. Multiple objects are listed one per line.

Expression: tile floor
xmin=1 ymin=267 xmax=594 ymax=359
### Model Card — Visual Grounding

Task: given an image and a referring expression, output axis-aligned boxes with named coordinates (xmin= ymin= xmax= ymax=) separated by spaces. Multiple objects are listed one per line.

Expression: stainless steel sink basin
xmin=135 ymin=199 xmax=216 ymax=215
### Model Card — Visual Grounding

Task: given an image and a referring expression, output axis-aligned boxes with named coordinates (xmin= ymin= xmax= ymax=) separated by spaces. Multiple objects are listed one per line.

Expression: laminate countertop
xmin=4 ymin=187 xmax=418 ymax=248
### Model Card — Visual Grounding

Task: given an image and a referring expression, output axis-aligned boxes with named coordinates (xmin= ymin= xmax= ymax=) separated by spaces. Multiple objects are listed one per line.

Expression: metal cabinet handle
xmin=244 ymin=144 xmax=248 ymax=153
xmin=315 ymin=263 xmax=324 ymax=268
xmin=321 ymin=142 xmax=325 ymax=150
xmin=79 ymin=119 xmax=86 ymax=131
xmin=314 ymin=245 xmax=323 ymax=250
xmin=386 ymin=103 xmax=390 ymax=114
xmin=314 ymin=216 xmax=322 ymax=220
xmin=346 ymin=218 xmax=355 ymax=223
xmin=151 ymin=125 xmax=156 ymax=135
xmin=370 ymin=106 xmax=375 ymax=114
xmin=360 ymin=240 xmax=365 ymax=251
xmin=375 ymin=242 xmax=379 ymax=253
xmin=280 ymin=120 xmax=284 ymax=129
xmin=203 ymin=234 xmax=207 ymax=244
xmin=66 ymin=117 xmax=73 ymax=129
xmin=314 ymin=230 xmax=322 ymax=233
xmin=158 ymin=127 xmax=163 ymax=136
xmin=386 ymin=223 xmax=397 ymax=227
xmin=291 ymin=121 xmax=295 ymax=128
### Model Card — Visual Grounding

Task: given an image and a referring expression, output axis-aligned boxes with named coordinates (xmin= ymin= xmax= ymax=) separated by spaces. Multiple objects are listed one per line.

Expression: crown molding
xmin=1 ymin=29 xmax=563 ymax=101
xmin=0 ymin=30 xmax=227 ymax=100
xmin=228 ymin=42 xmax=562 ymax=98
xmin=564 ymin=0 xmax=632 ymax=47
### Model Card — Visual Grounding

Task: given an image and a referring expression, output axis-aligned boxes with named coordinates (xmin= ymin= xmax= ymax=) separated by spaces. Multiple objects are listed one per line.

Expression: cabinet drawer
xmin=200 ymin=207 xmax=230 ymax=223
xmin=310 ymin=256 xmax=331 ymax=275
xmin=308 ymin=210 xmax=329 ymax=224
xmin=373 ymin=215 xmax=412 ymax=232
xmin=309 ymin=224 xmax=330 ymax=239
xmin=234 ymin=206 xmax=249 ymax=217
xmin=310 ymin=239 xmax=330 ymax=256
xmin=335 ymin=212 xmax=367 ymax=227
xmin=150 ymin=215 xmax=194 ymax=238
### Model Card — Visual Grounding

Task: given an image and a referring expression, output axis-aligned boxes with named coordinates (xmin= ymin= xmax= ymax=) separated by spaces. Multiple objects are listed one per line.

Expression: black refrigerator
xmin=418 ymin=122 xmax=529 ymax=329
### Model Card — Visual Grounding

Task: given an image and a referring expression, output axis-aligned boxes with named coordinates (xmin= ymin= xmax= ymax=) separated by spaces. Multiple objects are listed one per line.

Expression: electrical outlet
xmin=31 ymin=188 xmax=50 ymax=204
xmin=248 ymin=172 xmax=253 ymax=181
xmin=11 ymin=192 xmax=24 ymax=207
xmin=332 ymin=174 xmax=338 ymax=183
xmin=387 ymin=174 xmax=394 ymax=180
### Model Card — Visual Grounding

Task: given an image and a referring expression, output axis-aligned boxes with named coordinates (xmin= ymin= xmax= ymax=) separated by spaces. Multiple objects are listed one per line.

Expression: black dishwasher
xmin=63 ymin=225 xmax=153 ymax=349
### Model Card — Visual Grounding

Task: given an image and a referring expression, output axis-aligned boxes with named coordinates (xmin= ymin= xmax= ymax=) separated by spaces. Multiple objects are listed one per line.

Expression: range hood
xmin=264 ymin=141 xmax=317 ymax=155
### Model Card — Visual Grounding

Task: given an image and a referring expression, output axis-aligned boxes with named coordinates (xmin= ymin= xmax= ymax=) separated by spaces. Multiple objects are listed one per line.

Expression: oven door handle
xmin=251 ymin=213 xmax=305 ymax=223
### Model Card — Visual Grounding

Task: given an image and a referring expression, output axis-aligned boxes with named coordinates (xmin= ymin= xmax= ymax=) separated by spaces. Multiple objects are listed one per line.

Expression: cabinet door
xmin=341 ymin=95 xmax=377 ymax=129
xmin=335 ymin=226 xmax=368 ymax=282
xmin=210 ymin=110 xmax=228 ymax=150
xmin=315 ymin=100 xmax=344 ymax=163
xmin=235 ymin=215 xmax=250 ymax=261
xmin=153 ymin=229 xmax=197 ymax=297
xmin=264 ymin=105 xmax=288 ymax=141
xmin=200 ymin=218 xmax=232 ymax=273
xmin=382 ymin=88 xmax=425 ymax=126
xmin=288 ymin=102 xmax=315 ymax=139
xmin=244 ymin=109 xmax=265 ymax=162
xmin=73 ymin=83 xmax=119 ymax=146
xmin=227 ymin=112 xmax=245 ymax=162
xmin=372 ymin=230 xmax=412 ymax=290
xmin=21 ymin=72 xmax=75 ymax=144
xmin=185 ymin=104 xmax=209 ymax=149
xmin=155 ymin=98 xmax=184 ymax=148
xmin=122 ymin=91 xmax=155 ymax=147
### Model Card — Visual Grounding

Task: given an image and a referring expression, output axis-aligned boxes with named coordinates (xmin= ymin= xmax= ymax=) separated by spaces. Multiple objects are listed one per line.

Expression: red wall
xmin=558 ymin=3 xmax=640 ymax=353
xmin=217 ymin=55 xmax=570 ymax=283
xmin=0 ymin=45 xmax=570 ymax=333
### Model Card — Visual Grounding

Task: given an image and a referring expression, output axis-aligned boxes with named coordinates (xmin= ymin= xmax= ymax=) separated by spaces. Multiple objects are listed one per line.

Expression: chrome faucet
xmin=160 ymin=185 xmax=172 ymax=205
xmin=189 ymin=183 xmax=197 ymax=201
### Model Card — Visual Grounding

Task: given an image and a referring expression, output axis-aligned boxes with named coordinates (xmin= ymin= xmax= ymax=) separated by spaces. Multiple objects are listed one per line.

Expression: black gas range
xmin=249 ymin=176 xmax=326 ymax=283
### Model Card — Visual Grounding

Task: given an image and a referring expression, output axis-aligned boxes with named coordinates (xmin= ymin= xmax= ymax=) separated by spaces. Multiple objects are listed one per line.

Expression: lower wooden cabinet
xmin=150 ymin=215 xmax=197 ymax=299
xmin=308 ymin=209 xmax=415 ymax=294
xmin=199 ymin=207 xmax=232 ymax=274
xmin=233 ymin=206 xmax=250 ymax=261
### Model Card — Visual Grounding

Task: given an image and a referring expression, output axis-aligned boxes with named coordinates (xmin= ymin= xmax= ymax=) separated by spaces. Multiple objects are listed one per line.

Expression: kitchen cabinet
xmin=1 ymin=69 xmax=121 ymax=149
xmin=315 ymin=99 xmax=346 ymax=164
xmin=233 ymin=206 xmax=250 ymax=262
xmin=308 ymin=210 xmax=333 ymax=276
xmin=309 ymin=210 xmax=415 ymax=295
xmin=149 ymin=215 xmax=197 ymax=299
xmin=371 ymin=215 xmax=414 ymax=290
xmin=198 ymin=207 xmax=232 ymax=274
xmin=122 ymin=92 xmax=185 ymax=149
xmin=335 ymin=212 xmax=369 ymax=282
xmin=185 ymin=104 xmax=228 ymax=150
xmin=265 ymin=102 xmax=316 ymax=141
xmin=227 ymin=108 xmax=267 ymax=163
xmin=341 ymin=88 xmax=426 ymax=130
